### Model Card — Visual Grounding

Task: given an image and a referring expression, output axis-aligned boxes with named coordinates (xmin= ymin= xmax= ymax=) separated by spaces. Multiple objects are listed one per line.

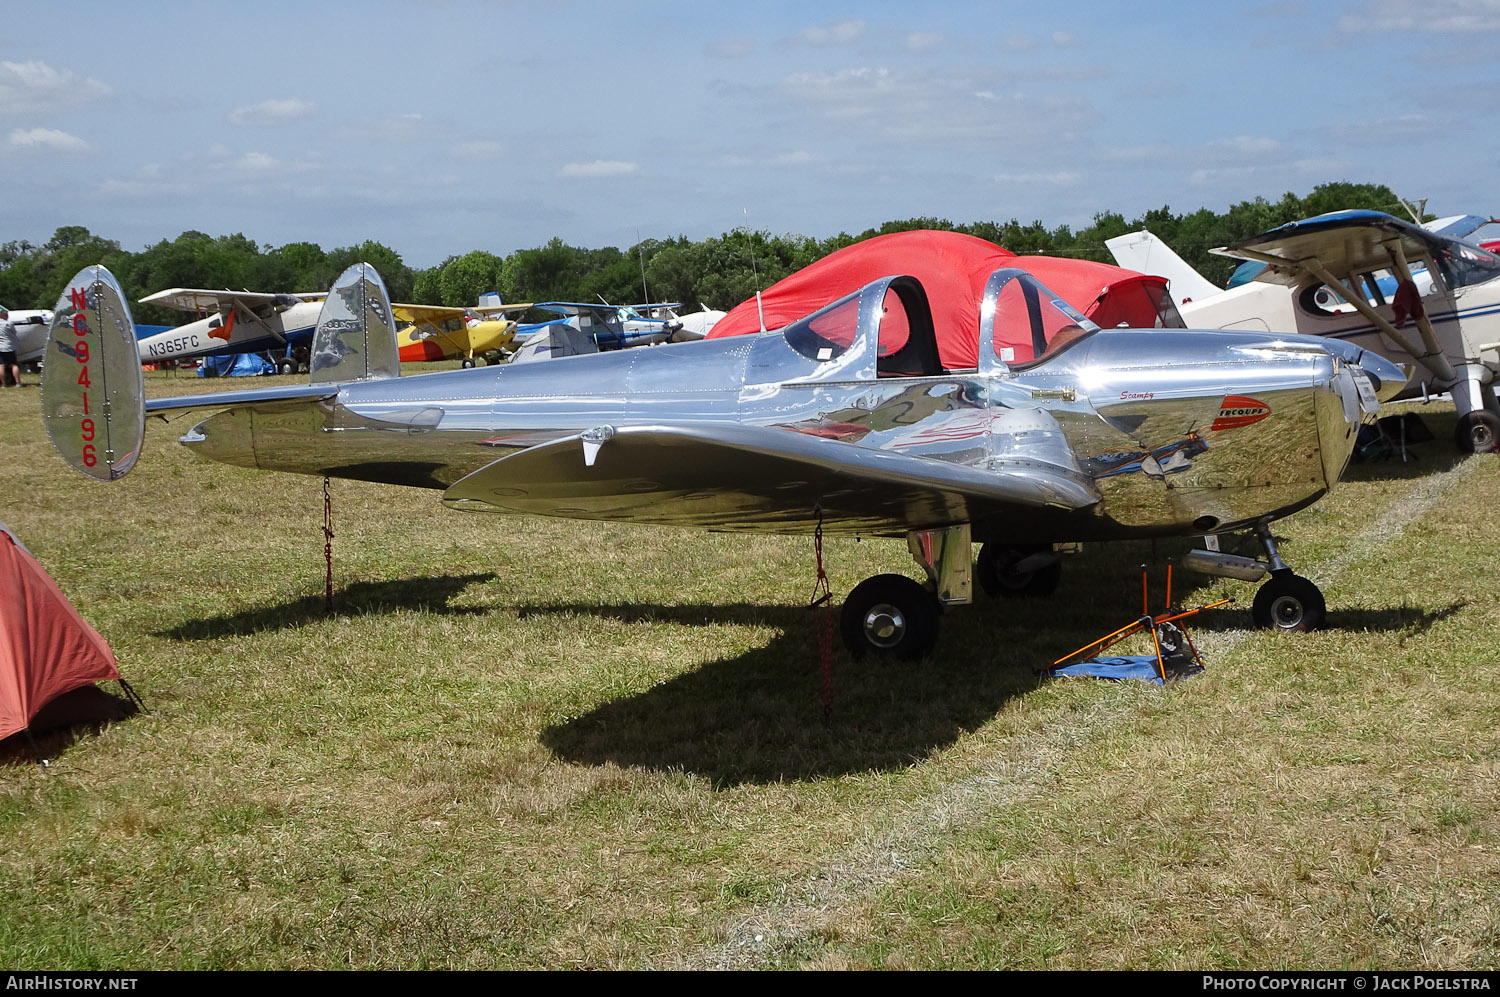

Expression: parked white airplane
xmin=0 ymin=305 xmax=54 ymax=364
xmin=136 ymin=288 xmax=325 ymax=366
xmin=1108 ymin=210 xmax=1500 ymax=452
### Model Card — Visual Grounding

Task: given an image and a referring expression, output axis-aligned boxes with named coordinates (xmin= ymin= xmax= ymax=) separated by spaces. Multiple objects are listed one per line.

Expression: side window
xmin=876 ymin=286 xmax=910 ymax=357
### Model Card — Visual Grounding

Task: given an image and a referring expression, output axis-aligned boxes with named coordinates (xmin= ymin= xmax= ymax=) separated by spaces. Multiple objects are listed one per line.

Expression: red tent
xmin=0 ymin=526 xmax=121 ymax=741
xmin=706 ymin=230 xmax=1174 ymax=369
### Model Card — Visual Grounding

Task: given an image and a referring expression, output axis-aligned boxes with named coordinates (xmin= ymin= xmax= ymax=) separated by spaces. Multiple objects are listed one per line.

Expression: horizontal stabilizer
xmin=442 ymin=422 xmax=1098 ymax=534
xmin=41 ymin=266 xmax=146 ymax=481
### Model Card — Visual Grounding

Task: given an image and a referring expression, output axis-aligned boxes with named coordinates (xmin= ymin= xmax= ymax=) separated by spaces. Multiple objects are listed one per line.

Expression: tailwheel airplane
xmin=136 ymin=287 xmax=326 ymax=370
xmin=43 ymin=262 xmax=1404 ymax=658
xmin=394 ymin=301 xmax=532 ymax=367
xmin=1110 ymin=210 xmax=1500 ymax=452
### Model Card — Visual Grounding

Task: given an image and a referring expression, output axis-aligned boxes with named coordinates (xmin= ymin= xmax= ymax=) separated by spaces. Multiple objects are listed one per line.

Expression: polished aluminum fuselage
xmin=174 ymin=323 xmax=1368 ymax=543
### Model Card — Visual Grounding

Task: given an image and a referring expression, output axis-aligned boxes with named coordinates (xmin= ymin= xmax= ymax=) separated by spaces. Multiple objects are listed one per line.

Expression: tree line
xmin=0 ymin=182 xmax=1407 ymax=326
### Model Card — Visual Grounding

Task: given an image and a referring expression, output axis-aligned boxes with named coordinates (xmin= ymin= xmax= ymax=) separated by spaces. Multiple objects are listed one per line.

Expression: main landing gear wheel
xmin=1454 ymin=410 xmax=1500 ymax=454
xmin=840 ymin=573 xmax=940 ymax=660
xmin=278 ymin=359 xmax=297 ymax=375
xmin=1251 ymin=572 xmax=1326 ymax=632
xmin=976 ymin=543 xmax=1061 ymax=598
xmin=461 ymin=358 xmax=476 ymax=369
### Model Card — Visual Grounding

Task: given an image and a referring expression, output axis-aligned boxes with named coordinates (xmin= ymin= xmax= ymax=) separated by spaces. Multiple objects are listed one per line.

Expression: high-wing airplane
xmin=0 ymin=304 xmax=54 ymax=364
xmin=1108 ymin=211 xmax=1500 ymax=452
xmin=43 ymin=262 xmax=1404 ymax=657
xmin=135 ymin=287 xmax=326 ymax=369
xmin=629 ymin=301 xmax=725 ymax=339
xmin=393 ymin=301 xmax=531 ymax=367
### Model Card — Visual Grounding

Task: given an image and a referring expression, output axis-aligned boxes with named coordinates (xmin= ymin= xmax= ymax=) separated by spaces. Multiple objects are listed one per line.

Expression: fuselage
xmin=179 ymin=324 xmax=1379 ymax=544
xmin=1180 ymin=253 xmax=1500 ymax=400
xmin=136 ymin=300 xmax=323 ymax=363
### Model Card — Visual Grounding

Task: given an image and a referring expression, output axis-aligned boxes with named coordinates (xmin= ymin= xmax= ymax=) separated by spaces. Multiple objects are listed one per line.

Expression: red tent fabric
xmin=706 ymin=230 xmax=1170 ymax=368
xmin=0 ymin=527 xmax=120 ymax=740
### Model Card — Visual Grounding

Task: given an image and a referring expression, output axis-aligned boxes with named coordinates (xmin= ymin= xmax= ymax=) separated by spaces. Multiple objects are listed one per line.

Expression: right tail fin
xmin=309 ymin=262 xmax=400 ymax=383
xmin=41 ymin=266 xmax=145 ymax=481
xmin=1105 ymin=231 xmax=1223 ymax=308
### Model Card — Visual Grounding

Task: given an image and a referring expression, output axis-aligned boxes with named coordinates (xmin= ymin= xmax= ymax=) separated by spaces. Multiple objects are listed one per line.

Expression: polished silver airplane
xmin=43 ymin=262 xmax=1404 ymax=658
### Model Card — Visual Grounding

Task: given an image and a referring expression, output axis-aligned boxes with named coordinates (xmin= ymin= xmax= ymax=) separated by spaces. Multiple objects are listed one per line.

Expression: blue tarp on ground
xmin=1049 ymin=655 xmax=1202 ymax=686
xmin=198 ymin=353 xmax=274 ymax=377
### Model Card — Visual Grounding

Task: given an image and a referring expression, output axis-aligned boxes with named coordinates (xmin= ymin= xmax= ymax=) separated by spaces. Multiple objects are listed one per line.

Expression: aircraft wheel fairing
xmin=976 ymin=543 xmax=1061 ymax=598
xmin=1454 ymin=410 xmax=1500 ymax=454
xmin=1251 ymin=572 xmax=1325 ymax=632
xmin=841 ymin=574 xmax=939 ymax=660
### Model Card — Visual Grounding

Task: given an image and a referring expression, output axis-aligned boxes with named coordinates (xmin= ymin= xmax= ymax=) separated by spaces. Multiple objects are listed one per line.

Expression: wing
xmin=139 ymin=288 xmax=324 ymax=315
xmin=471 ymin=301 xmax=536 ymax=315
xmin=391 ymin=303 xmax=468 ymax=325
xmin=1212 ymin=209 xmax=1486 ymax=285
xmin=442 ymin=422 xmax=1099 ymax=535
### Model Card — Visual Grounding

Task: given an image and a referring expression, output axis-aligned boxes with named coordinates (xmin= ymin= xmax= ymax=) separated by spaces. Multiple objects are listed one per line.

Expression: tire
xmin=1251 ymin=572 xmax=1326 ymax=632
xmin=278 ymin=359 xmax=297 ymax=376
xmin=839 ymin=574 xmax=940 ymax=660
xmin=461 ymin=358 xmax=476 ymax=369
xmin=1453 ymin=410 xmax=1500 ymax=454
xmin=976 ymin=543 xmax=1061 ymax=598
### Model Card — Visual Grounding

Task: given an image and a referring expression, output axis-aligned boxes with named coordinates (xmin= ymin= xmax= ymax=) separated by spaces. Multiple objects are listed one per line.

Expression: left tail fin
xmin=309 ymin=262 xmax=400 ymax=384
xmin=41 ymin=266 xmax=145 ymax=481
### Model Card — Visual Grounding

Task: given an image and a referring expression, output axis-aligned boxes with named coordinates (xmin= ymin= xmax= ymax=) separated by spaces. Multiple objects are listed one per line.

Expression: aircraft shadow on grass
xmin=534 ymin=577 xmax=1466 ymax=787
xmin=156 ymin=572 xmax=497 ymax=640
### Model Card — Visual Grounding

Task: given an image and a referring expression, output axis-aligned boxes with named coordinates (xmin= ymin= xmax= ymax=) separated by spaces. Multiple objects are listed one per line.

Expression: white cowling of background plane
xmin=43 ymin=262 xmax=1404 ymax=657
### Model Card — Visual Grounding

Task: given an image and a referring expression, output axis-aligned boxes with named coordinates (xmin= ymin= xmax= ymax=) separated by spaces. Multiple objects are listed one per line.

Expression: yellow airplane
xmin=394 ymin=301 xmax=534 ymax=367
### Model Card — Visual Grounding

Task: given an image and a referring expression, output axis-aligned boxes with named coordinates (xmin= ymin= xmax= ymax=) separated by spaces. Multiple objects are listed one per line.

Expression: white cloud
xmin=228 ymin=98 xmax=317 ymax=126
xmin=906 ymin=32 xmax=943 ymax=53
xmin=1329 ymin=113 xmax=1446 ymax=144
xmin=991 ymin=171 xmax=1082 ymax=186
xmin=0 ymin=61 xmax=110 ymax=118
xmin=717 ymin=150 xmax=818 ymax=168
xmin=792 ymin=19 xmax=865 ymax=46
xmin=7 ymin=127 xmax=90 ymax=153
xmin=1337 ymin=0 xmax=1500 ymax=33
xmin=560 ymin=160 xmax=638 ymax=179
xmin=777 ymin=67 xmax=1100 ymax=149
xmin=1204 ymin=135 xmax=1283 ymax=158
xmin=237 ymin=152 xmax=280 ymax=171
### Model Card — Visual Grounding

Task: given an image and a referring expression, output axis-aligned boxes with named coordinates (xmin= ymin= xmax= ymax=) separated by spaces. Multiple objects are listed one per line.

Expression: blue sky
xmin=2 ymin=0 xmax=1498 ymax=268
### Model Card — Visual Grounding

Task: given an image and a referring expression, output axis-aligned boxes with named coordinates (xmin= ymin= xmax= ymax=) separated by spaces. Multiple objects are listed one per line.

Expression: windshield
xmin=989 ymin=276 xmax=1100 ymax=367
xmin=783 ymin=289 xmax=863 ymax=362
xmin=1435 ymin=240 xmax=1500 ymax=290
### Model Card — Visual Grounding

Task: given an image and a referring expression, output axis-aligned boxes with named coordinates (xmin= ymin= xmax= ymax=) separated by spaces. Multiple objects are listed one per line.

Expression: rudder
xmin=41 ymin=266 xmax=146 ymax=481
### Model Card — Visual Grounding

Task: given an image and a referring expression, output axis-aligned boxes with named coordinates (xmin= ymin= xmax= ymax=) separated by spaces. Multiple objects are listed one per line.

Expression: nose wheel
xmin=839 ymin=573 xmax=940 ymax=660
xmin=1251 ymin=571 xmax=1326 ymax=632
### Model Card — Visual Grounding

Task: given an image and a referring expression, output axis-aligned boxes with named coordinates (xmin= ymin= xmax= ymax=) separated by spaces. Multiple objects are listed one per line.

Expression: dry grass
xmin=0 ymin=371 xmax=1496 ymax=969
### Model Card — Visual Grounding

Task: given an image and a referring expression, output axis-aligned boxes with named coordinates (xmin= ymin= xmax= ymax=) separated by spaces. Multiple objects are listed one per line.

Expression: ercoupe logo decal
xmin=1211 ymin=395 xmax=1271 ymax=432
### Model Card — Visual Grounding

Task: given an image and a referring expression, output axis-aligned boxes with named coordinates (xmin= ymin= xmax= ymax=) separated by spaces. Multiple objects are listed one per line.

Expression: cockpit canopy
xmin=780 ymin=269 xmax=1100 ymax=378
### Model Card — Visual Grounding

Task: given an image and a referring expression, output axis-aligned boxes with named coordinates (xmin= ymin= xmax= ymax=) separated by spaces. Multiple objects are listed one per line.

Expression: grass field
xmin=0 ymin=367 xmax=1496 ymax=970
